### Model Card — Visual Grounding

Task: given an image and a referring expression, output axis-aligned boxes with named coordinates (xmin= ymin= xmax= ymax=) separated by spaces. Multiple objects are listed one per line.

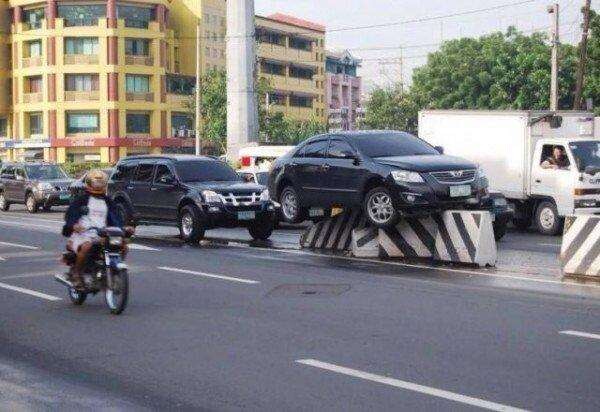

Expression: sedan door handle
xmin=535 ymin=179 xmax=542 ymax=183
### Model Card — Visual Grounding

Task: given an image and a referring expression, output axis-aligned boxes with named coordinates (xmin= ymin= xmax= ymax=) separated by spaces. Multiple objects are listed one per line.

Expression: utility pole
xmin=573 ymin=0 xmax=592 ymax=110
xmin=195 ymin=20 xmax=202 ymax=156
xmin=547 ymin=3 xmax=560 ymax=111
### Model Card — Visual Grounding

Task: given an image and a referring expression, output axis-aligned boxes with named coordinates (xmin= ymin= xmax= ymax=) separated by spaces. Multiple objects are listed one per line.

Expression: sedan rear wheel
xmin=364 ymin=187 xmax=399 ymax=228
xmin=279 ymin=186 xmax=306 ymax=224
xmin=26 ymin=194 xmax=38 ymax=214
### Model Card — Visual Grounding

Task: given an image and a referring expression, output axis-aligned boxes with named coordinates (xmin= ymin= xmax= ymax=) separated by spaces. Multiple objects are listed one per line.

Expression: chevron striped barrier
xmin=350 ymin=211 xmax=497 ymax=267
xmin=300 ymin=209 xmax=366 ymax=252
xmin=561 ymin=215 xmax=600 ymax=278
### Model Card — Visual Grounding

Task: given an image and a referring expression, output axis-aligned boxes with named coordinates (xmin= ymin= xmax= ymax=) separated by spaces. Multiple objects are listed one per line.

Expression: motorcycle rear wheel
xmin=105 ymin=269 xmax=129 ymax=315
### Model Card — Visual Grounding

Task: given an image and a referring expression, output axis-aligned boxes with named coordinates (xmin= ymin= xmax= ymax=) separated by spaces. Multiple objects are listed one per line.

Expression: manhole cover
xmin=267 ymin=284 xmax=351 ymax=297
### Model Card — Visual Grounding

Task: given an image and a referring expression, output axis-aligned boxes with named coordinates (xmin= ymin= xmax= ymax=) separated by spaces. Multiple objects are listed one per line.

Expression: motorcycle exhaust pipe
xmin=54 ymin=274 xmax=74 ymax=288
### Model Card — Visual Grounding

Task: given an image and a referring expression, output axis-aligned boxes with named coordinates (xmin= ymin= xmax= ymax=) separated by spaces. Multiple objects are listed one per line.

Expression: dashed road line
xmin=0 ymin=281 xmax=61 ymax=301
xmin=559 ymin=330 xmax=600 ymax=341
xmin=157 ymin=266 xmax=260 ymax=284
xmin=296 ymin=359 xmax=528 ymax=412
xmin=129 ymin=243 xmax=161 ymax=251
xmin=0 ymin=241 xmax=39 ymax=250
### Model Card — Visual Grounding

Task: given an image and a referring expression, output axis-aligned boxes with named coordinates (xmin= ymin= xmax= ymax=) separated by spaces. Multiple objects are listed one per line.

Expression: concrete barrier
xmin=561 ymin=215 xmax=600 ymax=278
xmin=302 ymin=210 xmax=497 ymax=267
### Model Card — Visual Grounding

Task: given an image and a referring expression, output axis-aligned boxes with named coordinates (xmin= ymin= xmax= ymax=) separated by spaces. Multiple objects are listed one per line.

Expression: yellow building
xmin=0 ymin=2 xmax=324 ymax=164
xmin=256 ymin=13 xmax=326 ymax=124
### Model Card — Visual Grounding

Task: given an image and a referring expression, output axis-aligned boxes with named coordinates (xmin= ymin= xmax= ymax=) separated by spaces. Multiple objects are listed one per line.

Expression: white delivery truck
xmin=419 ymin=110 xmax=599 ymax=235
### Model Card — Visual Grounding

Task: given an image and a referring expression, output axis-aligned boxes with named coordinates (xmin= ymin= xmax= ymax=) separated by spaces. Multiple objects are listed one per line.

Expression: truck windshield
xmin=25 ymin=165 xmax=68 ymax=180
xmin=568 ymin=141 xmax=600 ymax=172
xmin=175 ymin=160 xmax=241 ymax=183
xmin=347 ymin=132 xmax=439 ymax=158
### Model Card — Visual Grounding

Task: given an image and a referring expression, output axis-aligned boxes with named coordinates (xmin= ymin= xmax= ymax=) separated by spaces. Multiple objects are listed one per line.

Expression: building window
xmin=27 ymin=40 xmax=42 ymax=57
xmin=267 ymin=92 xmax=286 ymax=106
xmin=65 ymin=38 xmax=99 ymax=55
xmin=171 ymin=113 xmax=193 ymax=137
xmin=28 ymin=113 xmax=43 ymax=136
xmin=256 ymin=29 xmax=286 ymax=46
xmin=65 ymin=74 xmax=99 ymax=91
xmin=166 ymin=75 xmax=194 ymax=95
xmin=289 ymin=37 xmax=312 ymax=51
xmin=0 ymin=118 xmax=7 ymax=137
xmin=118 ymin=5 xmax=154 ymax=29
xmin=127 ymin=113 xmax=151 ymax=134
xmin=125 ymin=39 xmax=150 ymax=56
xmin=66 ymin=112 xmax=99 ymax=134
xmin=125 ymin=75 xmax=150 ymax=93
xmin=290 ymin=95 xmax=313 ymax=108
xmin=26 ymin=76 xmax=42 ymax=93
xmin=58 ymin=5 xmax=106 ymax=27
xmin=289 ymin=65 xmax=314 ymax=80
xmin=260 ymin=60 xmax=285 ymax=76
xmin=23 ymin=8 xmax=44 ymax=30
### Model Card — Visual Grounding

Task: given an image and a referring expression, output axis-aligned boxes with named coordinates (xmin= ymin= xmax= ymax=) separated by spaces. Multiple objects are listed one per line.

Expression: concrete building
xmin=325 ymin=50 xmax=362 ymax=131
xmin=0 ymin=1 xmax=11 ymax=150
xmin=0 ymin=0 xmax=225 ymax=163
xmin=256 ymin=13 xmax=326 ymax=124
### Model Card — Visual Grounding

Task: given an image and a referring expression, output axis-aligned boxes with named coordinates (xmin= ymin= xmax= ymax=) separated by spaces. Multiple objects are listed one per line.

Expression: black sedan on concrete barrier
xmin=269 ymin=131 xmax=489 ymax=228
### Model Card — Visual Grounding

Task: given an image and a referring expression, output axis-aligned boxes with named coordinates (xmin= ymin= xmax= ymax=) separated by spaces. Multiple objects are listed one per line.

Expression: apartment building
xmin=0 ymin=1 xmax=11 ymax=150
xmin=256 ymin=13 xmax=326 ymax=124
xmin=325 ymin=50 xmax=363 ymax=131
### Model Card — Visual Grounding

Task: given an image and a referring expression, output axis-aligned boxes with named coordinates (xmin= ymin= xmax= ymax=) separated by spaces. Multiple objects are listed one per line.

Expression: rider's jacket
xmin=62 ymin=193 xmax=122 ymax=237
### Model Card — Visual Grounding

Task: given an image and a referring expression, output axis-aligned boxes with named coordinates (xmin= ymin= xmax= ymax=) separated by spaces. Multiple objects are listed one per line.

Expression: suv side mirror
xmin=434 ymin=146 xmax=444 ymax=154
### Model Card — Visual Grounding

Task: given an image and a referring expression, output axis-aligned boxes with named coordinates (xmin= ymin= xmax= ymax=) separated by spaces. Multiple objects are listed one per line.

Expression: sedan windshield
xmin=347 ymin=133 xmax=439 ymax=158
xmin=569 ymin=141 xmax=600 ymax=172
xmin=175 ymin=160 xmax=241 ymax=183
xmin=25 ymin=165 xmax=68 ymax=180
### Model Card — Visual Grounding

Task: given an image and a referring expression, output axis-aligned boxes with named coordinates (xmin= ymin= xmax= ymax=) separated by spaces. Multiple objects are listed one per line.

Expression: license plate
xmin=238 ymin=211 xmax=256 ymax=220
xmin=449 ymin=185 xmax=471 ymax=198
xmin=59 ymin=194 xmax=71 ymax=200
xmin=309 ymin=208 xmax=325 ymax=217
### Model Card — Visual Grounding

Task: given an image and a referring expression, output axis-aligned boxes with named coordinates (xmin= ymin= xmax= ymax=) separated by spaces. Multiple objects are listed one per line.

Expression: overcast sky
xmin=255 ymin=0 xmax=598 ymax=92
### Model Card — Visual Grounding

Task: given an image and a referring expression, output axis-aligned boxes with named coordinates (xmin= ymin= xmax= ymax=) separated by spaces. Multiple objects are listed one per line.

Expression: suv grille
xmin=430 ymin=169 xmax=476 ymax=184
xmin=55 ymin=185 xmax=68 ymax=191
xmin=220 ymin=192 xmax=261 ymax=206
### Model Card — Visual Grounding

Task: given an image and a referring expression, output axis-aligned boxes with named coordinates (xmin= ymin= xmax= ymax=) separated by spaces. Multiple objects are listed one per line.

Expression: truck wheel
xmin=535 ymin=201 xmax=563 ymax=236
xmin=248 ymin=215 xmax=274 ymax=240
xmin=0 ymin=193 xmax=10 ymax=211
xmin=179 ymin=205 xmax=205 ymax=243
xmin=279 ymin=186 xmax=307 ymax=224
xmin=364 ymin=187 xmax=399 ymax=228
xmin=26 ymin=193 xmax=38 ymax=214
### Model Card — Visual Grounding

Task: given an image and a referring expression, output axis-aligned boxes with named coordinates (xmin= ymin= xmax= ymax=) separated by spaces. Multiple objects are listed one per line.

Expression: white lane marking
xmin=559 ymin=330 xmax=600 ymax=341
xmin=128 ymin=243 xmax=160 ymax=251
xmin=157 ymin=266 xmax=259 ymax=284
xmin=296 ymin=359 xmax=528 ymax=412
xmin=0 ymin=241 xmax=39 ymax=250
xmin=0 ymin=281 xmax=61 ymax=301
xmin=539 ymin=243 xmax=560 ymax=247
xmin=1 ymin=270 xmax=62 ymax=280
xmin=0 ymin=219 xmax=58 ymax=230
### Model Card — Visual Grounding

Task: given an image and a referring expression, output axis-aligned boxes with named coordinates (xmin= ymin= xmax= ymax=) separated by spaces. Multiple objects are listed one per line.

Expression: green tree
xmin=582 ymin=9 xmax=600 ymax=114
xmin=362 ymin=84 xmax=419 ymax=133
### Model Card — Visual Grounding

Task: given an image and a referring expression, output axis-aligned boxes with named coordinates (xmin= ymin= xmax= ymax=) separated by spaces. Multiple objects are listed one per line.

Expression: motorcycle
xmin=54 ymin=227 xmax=131 ymax=315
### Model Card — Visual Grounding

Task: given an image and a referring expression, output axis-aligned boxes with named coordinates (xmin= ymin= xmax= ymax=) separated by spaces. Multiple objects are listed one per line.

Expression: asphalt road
xmin=0 ymin=207 xmax=599 ymax=411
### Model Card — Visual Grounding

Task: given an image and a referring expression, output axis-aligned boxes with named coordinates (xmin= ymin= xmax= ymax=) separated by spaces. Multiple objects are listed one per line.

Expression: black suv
xmin=0 ymin=162 xmax=73 ymax=213
xmin=108 ymin=155 xmax=276 ymax=242
xmin=269 ymin=131 xmax=488 ymax=227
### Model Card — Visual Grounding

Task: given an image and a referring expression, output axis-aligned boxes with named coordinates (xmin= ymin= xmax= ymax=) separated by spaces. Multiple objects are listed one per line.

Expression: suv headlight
xmin=391 ymin=169 xmax=424 ymax=183
xmin=202 ymin=190 xmax=222 ymax=203
xmin=259 ymin=189 xmax=270 ymax=201
xmin=37 ymin=182 xmax=54 ymax=191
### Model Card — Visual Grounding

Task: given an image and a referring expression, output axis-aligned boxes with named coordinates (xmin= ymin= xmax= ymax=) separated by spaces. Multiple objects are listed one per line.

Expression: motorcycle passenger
xmin=62 ymin=170 xmax=123 ymax=289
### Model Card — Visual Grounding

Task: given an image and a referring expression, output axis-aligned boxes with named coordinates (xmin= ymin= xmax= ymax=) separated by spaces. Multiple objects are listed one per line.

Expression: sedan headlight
xmin=259 ymin=189 xmax=270 ymax=201
xmin=391 ymin=169 xmax=424 ymax=183
xmin=36 ymin=182 xmax=54 ymax=191
xmin=202 ymin=190 xmax=222 ymax=203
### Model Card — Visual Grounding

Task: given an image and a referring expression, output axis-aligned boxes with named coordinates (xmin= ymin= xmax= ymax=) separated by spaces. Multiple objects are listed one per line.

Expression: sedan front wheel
xmin=364 ymin=187 xmax=399 ymax=228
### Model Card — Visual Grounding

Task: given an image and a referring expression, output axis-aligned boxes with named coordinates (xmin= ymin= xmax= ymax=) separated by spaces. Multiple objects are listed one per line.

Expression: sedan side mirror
xmin=434 ymin=146 xmax=444 ymax=154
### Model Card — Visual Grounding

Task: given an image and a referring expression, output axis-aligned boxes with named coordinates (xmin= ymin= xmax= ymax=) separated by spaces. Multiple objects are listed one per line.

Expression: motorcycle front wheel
xmin=69 ymin=287 xmax=87 ymax=305
xmin=105 ymin=269 xmax=129 ymax=315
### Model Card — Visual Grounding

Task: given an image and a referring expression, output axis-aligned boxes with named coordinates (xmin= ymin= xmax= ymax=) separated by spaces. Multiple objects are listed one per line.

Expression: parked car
xmin=269 ymin=131 xmax=488 ymax=228
xmin=69 ymin=168 xmax=114 ymax=197
xmin=108 ymin=155 xmax=277 ymax=242
xmin=0 ymin=162 xmax=74 ymax=213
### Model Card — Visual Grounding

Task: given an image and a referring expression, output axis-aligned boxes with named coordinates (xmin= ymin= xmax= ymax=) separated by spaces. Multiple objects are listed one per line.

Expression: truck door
xmin=531 ymin=143 xmax=574 ymax=215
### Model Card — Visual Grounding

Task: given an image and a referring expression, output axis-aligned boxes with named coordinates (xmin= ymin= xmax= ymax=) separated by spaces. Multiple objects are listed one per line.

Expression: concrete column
xmin=107 ymin=36 xmax=118 ymax=65
xmin=108 ymin=73 xmax=118 ymax=100
xmin=109 ymin=147 xmax=119 ymax=164
xmin=156 ymin=4 xmax=166 ymax=31
xmin=226 ymin=0 xmax=258 ymax=162
xmin=107 ymin=0 xmax=117 ymax=28
xmin=47 ymin=74 xmax=56 ymax=101
xmin=48 ymin=110 xmax=57 ymax=140
xmin=13 ymin=6 xmax=22 ymax=25
xmin=160 ymin=75 xmax=166 ymax=103
xmin=108 ymin=109 xmax=119 ymax=138
xmin=160 ymin=111 xmax=167 ymax=137
xmin=46 ymin=0 xmax=57 ymax=29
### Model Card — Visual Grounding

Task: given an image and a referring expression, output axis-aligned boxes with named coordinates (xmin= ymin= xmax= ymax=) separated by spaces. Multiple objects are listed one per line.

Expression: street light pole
xmin=548 ymin=4 xmax=560 ymax=111
xmin=195 ymin=20 xmax=202 ymax=156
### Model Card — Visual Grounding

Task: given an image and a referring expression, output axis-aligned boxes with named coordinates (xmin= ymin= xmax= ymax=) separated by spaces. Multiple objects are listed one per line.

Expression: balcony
xmin=64 ymin=54 xmax=99 ymax=65
xmin=64 ymin=91 xmax=99 ymax=101
xmin=23 ymin=93 xmax=43 ymax=104
xmin=63 ymin=18 xmax=99 ymax=27
xmin=263 ymin=74 xmax=316 ymax=94
xmin=21 ymin=57 xmax=42 ymax=68
xmin=258 ymin=43 xmax=316 ymax=66
xmin=126 ymin=92 xmax=154 ymax=102
xmin=125 ymin=55 xmax=154 ymax=66
xmin=124 ymin=19 xmax=149 ymax=29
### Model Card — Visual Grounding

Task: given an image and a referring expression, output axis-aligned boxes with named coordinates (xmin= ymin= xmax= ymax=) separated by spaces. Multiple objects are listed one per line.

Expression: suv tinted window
xmin=175 ymin=160 xmax=240 ymax=183
xmin=348 ymin=133 xmax=438 ymax=158
xmin=24 ymin=164 xmax=67 ymax=180
xmin=1 ymin=166 xmax=14 ymax=179
xmin=328 ymin=139 xmax=356 ymax=159
xmin=302 ymin=140 xmax=328 ymax=158
xmin=113 ymin=162 xmax=136 ymax=182
xmin=133 ymin=163 xmax=155 ymax=183
xmin=154 ymin=164 xmax=174 ymax=183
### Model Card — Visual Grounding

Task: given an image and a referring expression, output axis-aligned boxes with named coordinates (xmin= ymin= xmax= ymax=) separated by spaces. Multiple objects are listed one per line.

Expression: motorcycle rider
xmin=62 ymin=170 xmax=125 ymax=289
